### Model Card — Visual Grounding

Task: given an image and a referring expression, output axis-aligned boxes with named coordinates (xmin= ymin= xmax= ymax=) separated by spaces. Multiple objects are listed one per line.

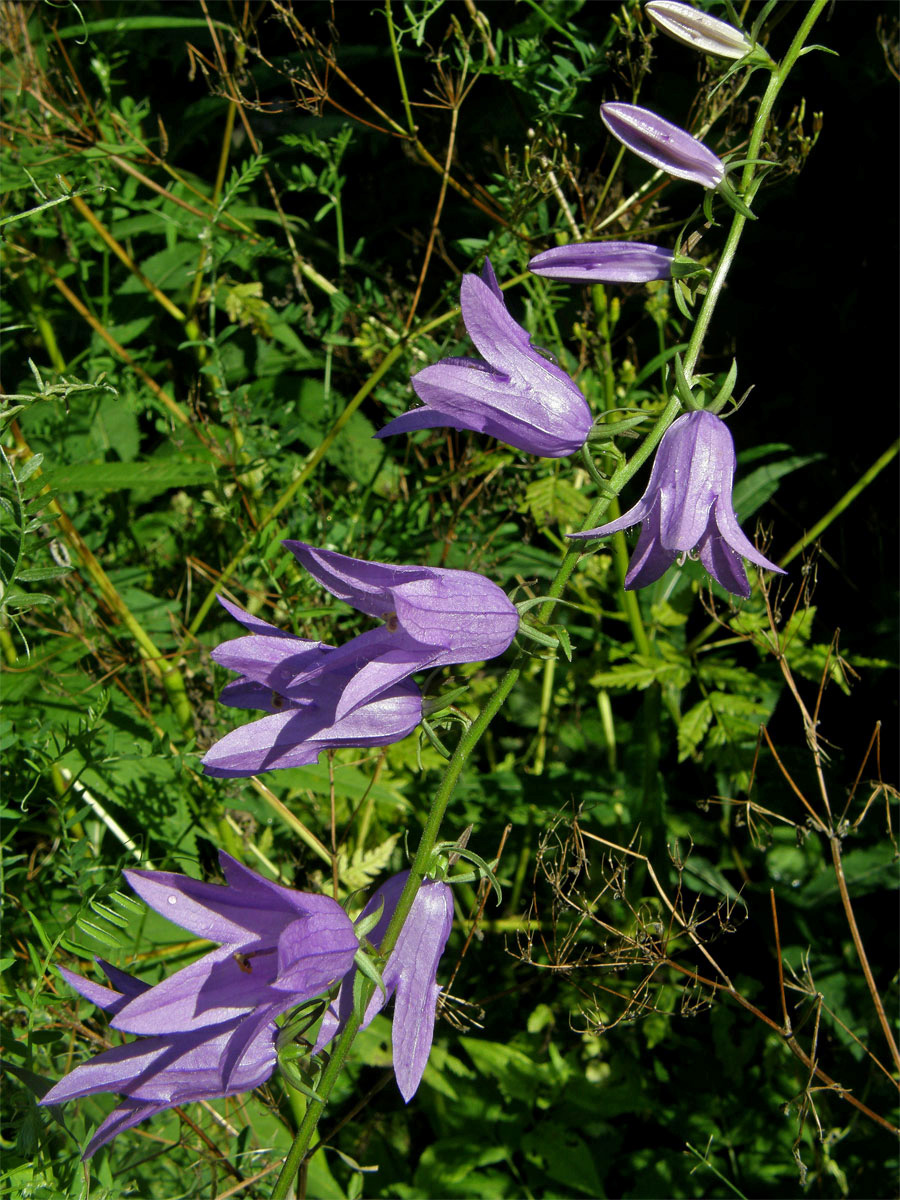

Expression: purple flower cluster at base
xmin=40 ymin=853 xmax=360 ymax=1158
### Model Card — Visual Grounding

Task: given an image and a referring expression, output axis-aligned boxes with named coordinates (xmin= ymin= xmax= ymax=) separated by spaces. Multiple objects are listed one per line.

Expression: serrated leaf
xmin=590 ymin=656 xmax=691 ymax=691
xmin=677 ymin=698 xmax=713 ymax=761
xmin=520 ymin=474 xmax=591 ymax=527
xmin=337 ymin=835 xmax=400 ymax=892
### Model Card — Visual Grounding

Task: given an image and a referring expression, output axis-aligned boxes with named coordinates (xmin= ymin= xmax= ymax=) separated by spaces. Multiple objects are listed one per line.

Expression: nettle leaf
xmin=677 ymin=697 xmax=713 ymax=761
xmin=590 ymin=654 xmax=691 ymax=692
xmin=520 ymin=473 xmax=591 ymax=528
xmin=336 ymin=835 xmax=400 ymax=892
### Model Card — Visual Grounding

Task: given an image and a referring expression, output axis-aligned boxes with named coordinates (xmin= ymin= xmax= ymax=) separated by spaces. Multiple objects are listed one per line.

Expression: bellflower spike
xmin=529 ymin=241 xmax=675 ymax=284
xmin=40 ymin=854 xmax=360 ymax=1156
xmin=569 ymin=411 xmax=786 ymax=598
xmin=202 ymin=596 xmax=422 ymax=778
xmin=314 ymin=871 xmax=454 ymax=1101
xmin=646 ymin=1 xmax=754 ymax=60
xmin=601 ymin=102 xmax=725 ymax=189
xmin=377 ymin=259 xmax=592 ymax=458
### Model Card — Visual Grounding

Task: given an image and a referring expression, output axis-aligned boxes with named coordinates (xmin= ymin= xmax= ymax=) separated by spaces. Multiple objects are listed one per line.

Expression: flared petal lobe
xmin=40 ymin=856 xmax=361 ymax=1157
xmin=284 ymin=542 xmax=519 ymax=665
xmin=528 ymin=241 xmax=674 ymax=284
xmin=314 ymin=871 xmax=454 ymax=1102
xmin=377 ymin=259 xmax=592 ymax=458
xmin=600 ymin=102 xmax=725 ymax=188
xmin=570 ymin=411 xmax=786 ymax=596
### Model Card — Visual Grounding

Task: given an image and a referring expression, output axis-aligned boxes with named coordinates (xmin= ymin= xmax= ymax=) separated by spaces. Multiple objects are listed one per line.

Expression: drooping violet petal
xmin=314 ymin=871 xmax=453 ymax=1103
xmin=377 ymin=258 xmax=592 ymax=458
xmin=568 ymin=411 xmax=786 ymax=596
xmin=201 ymin=683 xmax=423 ymax=777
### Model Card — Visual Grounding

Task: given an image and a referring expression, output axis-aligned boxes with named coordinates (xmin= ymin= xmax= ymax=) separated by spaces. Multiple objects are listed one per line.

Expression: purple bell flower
xmin=601 ymin=102 xmax=725 ymax=189
xmin=201 ymin=597 xmax=422 ymax=778
xmin=40 ymin=961 xmax=280 ymax=1159
xmin=314 ymin=871 xmax=453 ymax=1102
xmin=40 ymin=853 xmax=360 ymax=1156
xmin=202 ymin=546 xmax=518 ymax=778
xmin=569 ymin=410 xmax=786 ymax=597
xmin=377 ymin=259 xmax=592 ymax=458
xmin=528 ymin=241 xmax=675 ymax=284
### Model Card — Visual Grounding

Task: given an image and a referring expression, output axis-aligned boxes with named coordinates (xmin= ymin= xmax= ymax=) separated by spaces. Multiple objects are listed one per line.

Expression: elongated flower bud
xmin=601 ymin=102 xmax=725 ymax=189
xmin=528 ymin=241 xmax=674 ymax=283
xmin=645 ymin=1 xmax=753 ymax=60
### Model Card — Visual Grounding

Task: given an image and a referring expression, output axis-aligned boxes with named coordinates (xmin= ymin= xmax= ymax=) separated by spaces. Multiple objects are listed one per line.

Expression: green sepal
xmin=708 ymin=359 xmax=739 ymax=413
xmin=715 ymin=177 xmax=757 ymax=220
xmin=673 ymin=279 xmax=695 ymax=321
xmin=352 ymin=948 xmax=387 ymax=1013
xmin=278 ymin=1055 xmax=327 ymax=1105
xmin=421 ymin=685 xmax=469 ymax=717
xmin=353 ymin=897 xmax=385 ymax=943
xmin=672 ymin=353 xmax=700 ymax=410
xmin=419 ymin=718 xmax=452 ymax=761
xmin=587 ymin=414 xmax=648 ymax=442
xmin=516 ymin=622 xmax=562 ymax=651
xmin=670 ymin=257 xmax=709 ymax=282
xmin=515 ymin=596 xmax=586 ymax=619
xmin=275 ymin=1000 xmax=326 ymax=1049
xmin=429 ymin=846 xmax=502 ymax=903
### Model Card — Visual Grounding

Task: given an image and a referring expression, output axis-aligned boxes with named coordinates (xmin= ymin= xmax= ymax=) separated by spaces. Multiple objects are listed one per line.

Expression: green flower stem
xmin=682 ymin=0 xmax=829 ymax=384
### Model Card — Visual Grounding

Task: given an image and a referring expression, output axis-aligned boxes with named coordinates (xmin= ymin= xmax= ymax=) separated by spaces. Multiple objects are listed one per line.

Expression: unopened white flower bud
xmin=645 ymin=1 xmax=754 ymax=60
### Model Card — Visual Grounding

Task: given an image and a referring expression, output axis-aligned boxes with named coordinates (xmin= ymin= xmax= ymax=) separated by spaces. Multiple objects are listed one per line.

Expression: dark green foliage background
xmin=1 ymin=2 xmax=897 ymax=1197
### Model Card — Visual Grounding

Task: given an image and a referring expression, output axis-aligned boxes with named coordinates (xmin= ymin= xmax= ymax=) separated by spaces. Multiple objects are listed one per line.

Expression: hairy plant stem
xmin=682 ymin=0 xmax=829 ymax=383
